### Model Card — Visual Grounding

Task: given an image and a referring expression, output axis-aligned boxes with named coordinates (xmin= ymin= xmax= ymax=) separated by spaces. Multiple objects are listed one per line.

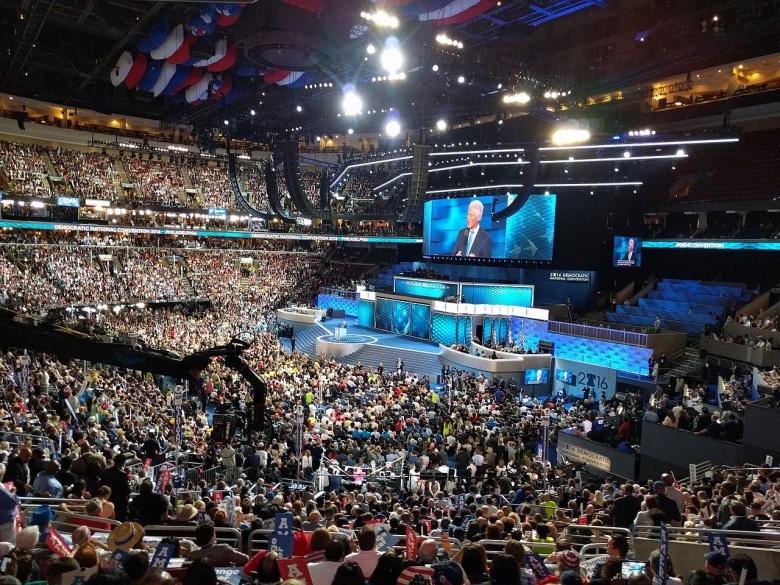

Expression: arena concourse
xmin=0 ymin=2 xmax=779 ymax=585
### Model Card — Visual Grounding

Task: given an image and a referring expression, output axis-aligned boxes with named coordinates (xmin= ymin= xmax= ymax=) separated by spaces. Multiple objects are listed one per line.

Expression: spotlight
xmin=551 ymin=128 xmax=591 ymax=145
xmin=502 ymin=92 xmax=530 ymax=104
xmin=385 ymin=120 xmax=401 ymax=138
xmin=367 ymin=44 xmax=377 ymax=55
xmin=296 ymin=105 xmax=303 ymax=112
xmin=436 ymin=119 xmax=447 ymax=131
xmin=342 ymin=87 xmax=362 ymax=116
xmin=223 ymin=120 xmax=229 ymax=126
xmin=457 ymin=75 xmax=465 ymax=84
xmin=432 ymin=64 xmax=439 ymax=72
xmin=250 ymin=110 xmax=256 ymax=116
xmin=315 ymin=136 xmax=321 ymax=141
xmin=348 ymin=128 xmax=354 ymax=134
xmin=623 ymin=151 xmax=631 ymax=158
xmin=676 ymin=149 xmax=686 ymax=157
xmin=381 ymin=38 xmax=403 ymax=74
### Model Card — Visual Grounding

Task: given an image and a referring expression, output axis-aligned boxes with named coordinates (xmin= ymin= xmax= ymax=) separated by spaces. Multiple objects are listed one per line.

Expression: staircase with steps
xmin=165 ymin=256 xmax=195 ymax=297
xmin=288 ymin=324 xmax=443 ymax=380
xmin=662 ymin=347 xmax=703 ymax=382
xmin=113 ymin=160 xmax=137 ymax=202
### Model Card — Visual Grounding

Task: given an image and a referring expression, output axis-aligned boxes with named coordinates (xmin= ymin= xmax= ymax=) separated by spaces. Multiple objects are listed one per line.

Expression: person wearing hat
xmin=29 ymin=504 xmax=55 ymax=546
xmin=107 ymin=521 xmax=147 ymax=553
xmin=540 ymin=550 xmax=581 ymax=585
xmin=167 ymin=504 xmax=199 ymax=527
xmin=703 ymin=552 xmax=729 ymax=585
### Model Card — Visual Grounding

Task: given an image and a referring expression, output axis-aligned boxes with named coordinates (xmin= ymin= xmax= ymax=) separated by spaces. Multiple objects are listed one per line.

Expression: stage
xmin=280 ymin=316 xmax=445 ymax=379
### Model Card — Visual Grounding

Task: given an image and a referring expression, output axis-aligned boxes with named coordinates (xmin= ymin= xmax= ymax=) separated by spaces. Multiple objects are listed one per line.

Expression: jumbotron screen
xmin=613 ymin=236 xmax=642 ymax=267
xmin=423 ymin=194 xmax=556 ymax=261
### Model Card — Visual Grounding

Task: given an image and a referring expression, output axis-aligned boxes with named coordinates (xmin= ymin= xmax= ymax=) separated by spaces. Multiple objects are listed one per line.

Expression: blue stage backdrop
xmin=394 ymin=277 xmax=459 ymax=299
xmin=432 ymin=313 xmax=472 ymax=347
xmin=410 ymin=303 xmax=431 ymax=340
xmin=375 ymin=298 xmax=392 ymax=331
xmin=317 ymin=294 xmax=359 ymax=317
xmin=392 ymin=301 xmax=411 ymax=335
xmin=423 ymin=194 xmax=556 ymax=260
xmin=358 ymin=300 xmax=375 ymax=328
xmin=462 ymin=283 xmax=533 ymax=306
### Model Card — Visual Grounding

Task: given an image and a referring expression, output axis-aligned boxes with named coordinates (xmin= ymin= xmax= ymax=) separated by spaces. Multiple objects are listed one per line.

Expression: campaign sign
xmin=659 ymin=523 xmax=670 ymax=584
xmin=110 ymin=549 xmax=131 ymax=569
xmin=46 ymin=529 xmax=72 ymax=557
xmin=525 ymin=553 xmax=551 ymax=580
xmin=707 ymin=533 xmax=730 ymax=558
xmin=376 ymin=527 xmax=399 ymax=553
xmin=277 ymin=558 xmax=313 ymax=585
xmin=150 ymin=542 xmax=177 ymax=569
xmin=61 ymin=566 xmax=97 ymax=585
xmin=269 ymin=512 xmax=294 ymax=558
xmin=405 ymin=525 xmax=417 ymax=561
xmin=215 ymin=568 xmax=242 ymax=585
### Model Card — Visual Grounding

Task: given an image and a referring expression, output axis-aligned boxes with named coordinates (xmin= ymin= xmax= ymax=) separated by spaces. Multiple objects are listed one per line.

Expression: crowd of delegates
xmin=243 ymin=170 xmax=270 ymax=211
xmin=0 ymin=140 xmax=52 ymax=196
xmin=48 ymin=148 xmax=118 ymax=200
xmin=0 ymin=338 xmax=776 ymax=585
xmin=119 ymin=250 xmax=188 ymax=302
xmin=122 ymin=158 xmax=187 ymax=207
xmin=186 ymin=162 xmax=235 ymax=211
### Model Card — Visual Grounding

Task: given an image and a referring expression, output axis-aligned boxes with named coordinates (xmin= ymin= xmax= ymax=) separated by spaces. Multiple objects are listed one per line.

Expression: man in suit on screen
xmin=452 ymin=200 xmax=493 ymax=258
xmin=622 ymin=238 xmax=638 ymax=265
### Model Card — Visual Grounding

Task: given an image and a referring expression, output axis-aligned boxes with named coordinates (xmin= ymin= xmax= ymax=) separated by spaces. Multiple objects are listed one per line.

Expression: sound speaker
xmin=398 ymin=144 xmax=430 ymax=222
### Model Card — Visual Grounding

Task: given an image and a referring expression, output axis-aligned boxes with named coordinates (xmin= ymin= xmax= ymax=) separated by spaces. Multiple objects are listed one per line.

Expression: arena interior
xmin=0 ymin=1 xmax=778 ymax=585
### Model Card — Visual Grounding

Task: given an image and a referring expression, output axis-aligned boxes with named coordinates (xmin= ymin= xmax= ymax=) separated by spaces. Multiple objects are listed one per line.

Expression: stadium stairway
xmin=335 ymin=343 xmax=443 ymax=381
xmin=606 ymin=278 xmax=751 ymax=334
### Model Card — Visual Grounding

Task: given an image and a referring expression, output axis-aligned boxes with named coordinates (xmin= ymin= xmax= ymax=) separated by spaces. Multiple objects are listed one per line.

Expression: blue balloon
xmin=137 ymin=17 xmax=170 ymax=53
xmin=137 ymin=60 xmax=163 ymax=92
xmin=163 ymin=66 xmax=189 ymax=96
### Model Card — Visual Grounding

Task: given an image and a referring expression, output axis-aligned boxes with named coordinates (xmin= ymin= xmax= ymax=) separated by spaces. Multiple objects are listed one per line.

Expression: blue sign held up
xmin=659 ymin=523 xmax=670 ymax=584
xmin=269 ymin=512 xmax=294 ymax=558
xmin=707 ymin=532 xmax=730 ymax=558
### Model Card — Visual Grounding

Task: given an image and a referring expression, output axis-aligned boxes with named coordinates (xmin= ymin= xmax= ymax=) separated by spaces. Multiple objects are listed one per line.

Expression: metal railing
xmin=144 ymin=525 xmax=241 ymax=550
xmin=551 ymin=320 xmax=649 ymax=346
xmin=632 ymin=525 xmax=780 ymax=548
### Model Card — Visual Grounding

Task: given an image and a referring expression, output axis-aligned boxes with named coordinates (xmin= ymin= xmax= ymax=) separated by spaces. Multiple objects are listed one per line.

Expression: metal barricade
xmin=247 ymin=528 xmax=273 ymax=556
xmin=144 ymin=525 xmax=242 ymax=550
xmin=632 ymin=525 xmax=780 ymax=549
xmin=562 ymin=524 xmax=633 ymax=552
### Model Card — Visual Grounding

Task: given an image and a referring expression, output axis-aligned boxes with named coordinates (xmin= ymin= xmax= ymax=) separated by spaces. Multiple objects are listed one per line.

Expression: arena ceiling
xmin=1 ymin=0 xmax=779 ymax=137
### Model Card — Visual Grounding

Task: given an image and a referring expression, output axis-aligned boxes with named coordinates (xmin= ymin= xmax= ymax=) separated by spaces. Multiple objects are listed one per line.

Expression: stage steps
xmin=286 ymin=324 xmax=323 ymax=358
xmin=335 ymin=343 xmax=442 ymax=381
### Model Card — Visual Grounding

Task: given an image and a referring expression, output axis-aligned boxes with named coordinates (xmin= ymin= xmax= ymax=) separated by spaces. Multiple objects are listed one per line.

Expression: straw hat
xmin=176 ymin=504 xmax=198 ymax=522
xmin=106 ymin=522 xmax=145 ymax=552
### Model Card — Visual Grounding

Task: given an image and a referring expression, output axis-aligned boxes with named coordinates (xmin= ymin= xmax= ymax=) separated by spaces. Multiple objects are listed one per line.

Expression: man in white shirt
xmin=308 ymin=539 xmax=345 ymax=585
xmin=344 ymin=527 xmax=382 ymax=579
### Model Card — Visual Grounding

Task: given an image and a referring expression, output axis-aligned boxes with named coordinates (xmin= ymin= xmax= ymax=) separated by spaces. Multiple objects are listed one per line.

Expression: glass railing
xmin=554 ymin=350 xmax=650 ymax=377
xmin=318 ymin=287 xmax=358 ymax=299
xmin=549 ymin=320 xmax=649 ymax=347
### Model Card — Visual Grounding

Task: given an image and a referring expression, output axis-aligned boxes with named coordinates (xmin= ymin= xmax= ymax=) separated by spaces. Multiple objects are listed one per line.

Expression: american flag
xmin=518 ymin=320 xmax=525 ymax=351
xmin=490 ymin=321 xmax=497 ymax=345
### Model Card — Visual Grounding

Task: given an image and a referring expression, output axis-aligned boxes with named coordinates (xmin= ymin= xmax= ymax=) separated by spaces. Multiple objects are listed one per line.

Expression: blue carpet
xmin=318 ymin=319 xmax=440 ymax=354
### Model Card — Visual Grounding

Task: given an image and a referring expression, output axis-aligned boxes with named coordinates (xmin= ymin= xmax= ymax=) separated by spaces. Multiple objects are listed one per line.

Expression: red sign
xmin=46 ymin=528 xmax=73 ymax=557
xmin=578 ymin=515 xmax=589 ymax=525
xmin=277 ymin=558 xmax=313 ymax=585
xmin=405 ymin=526 xmax=417 ymax=561
xmin=213 ymin=491 xmax=223 ymax=503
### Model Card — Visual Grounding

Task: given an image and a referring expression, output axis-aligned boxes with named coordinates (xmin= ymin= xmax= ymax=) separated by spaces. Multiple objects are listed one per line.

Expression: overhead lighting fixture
xmin=366 ymin=43 xmax=377 ymax=55
xmin=361 ymin=10 xmax=399 ymax=28
xmin=381 ymin=38 xmax=403 ymax=74
xmin=250 ymin=110 xmax=256 ymax=116
xmin=502 ymin=92 xmax=531 ymax=104
xmin=342 ymin=87 xmax=362 ymax=116
xmin=457 ymin=75 xmax=465 ymax=84
xmin=296 ymin=105 xmax=303 ymax=112
xmin=551 ymin=128 xmax=591 ymax=145
xmin=435 ymin=33 xmax=463 ymax=49
xmin=348 ymin=128 xmax=354 ymax=134
xmin=436 ymin=119 xmax=447 ymax=131
xmin=385 ymin=120 xmax=401 ymax=138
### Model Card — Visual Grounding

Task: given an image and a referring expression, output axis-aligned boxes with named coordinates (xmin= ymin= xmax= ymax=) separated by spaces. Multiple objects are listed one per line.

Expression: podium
xmin=335 ymin=326 xmax=348 ymax=341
